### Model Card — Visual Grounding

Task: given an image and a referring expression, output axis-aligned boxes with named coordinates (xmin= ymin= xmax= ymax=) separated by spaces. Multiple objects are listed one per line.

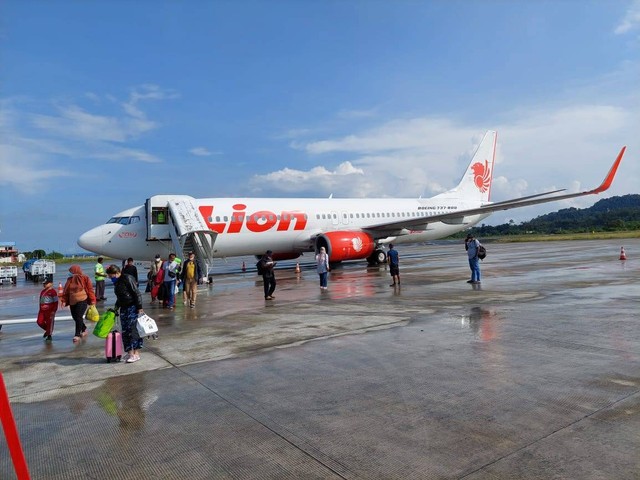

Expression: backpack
xmin=477 ymin=245 xmax=487 ymax=260
xmin=256 ymin=260 xmax=265 ymax=275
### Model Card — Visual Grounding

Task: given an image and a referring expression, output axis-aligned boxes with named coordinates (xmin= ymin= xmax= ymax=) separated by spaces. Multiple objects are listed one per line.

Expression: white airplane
xmin=78 ymin=131 xmax=626 ymax=276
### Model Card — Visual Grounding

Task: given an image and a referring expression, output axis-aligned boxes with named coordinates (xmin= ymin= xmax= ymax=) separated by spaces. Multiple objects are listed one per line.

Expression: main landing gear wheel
xmin=367 ymin=249 xmax=387 ymax=265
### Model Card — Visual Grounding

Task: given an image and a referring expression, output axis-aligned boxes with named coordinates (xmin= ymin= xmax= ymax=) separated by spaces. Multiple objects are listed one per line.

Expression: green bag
xmin=93 ymin=309 xmax=116 ymax=338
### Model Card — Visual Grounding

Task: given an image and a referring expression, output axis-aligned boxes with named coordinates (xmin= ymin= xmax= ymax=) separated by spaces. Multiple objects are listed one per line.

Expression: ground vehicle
xmin=23 ymin=259 xmax=56 ymax=282
xmin=0 ymin=265 xmax=18 ymax=285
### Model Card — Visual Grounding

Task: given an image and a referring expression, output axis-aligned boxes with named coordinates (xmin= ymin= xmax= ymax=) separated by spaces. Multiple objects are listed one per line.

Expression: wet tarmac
xmin=1 ymin=239 xmax=639 ymax=479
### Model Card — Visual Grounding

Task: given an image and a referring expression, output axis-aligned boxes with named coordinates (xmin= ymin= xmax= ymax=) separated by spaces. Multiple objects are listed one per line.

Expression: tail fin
xmin=437 ymin=130 xmax=497 ymax=204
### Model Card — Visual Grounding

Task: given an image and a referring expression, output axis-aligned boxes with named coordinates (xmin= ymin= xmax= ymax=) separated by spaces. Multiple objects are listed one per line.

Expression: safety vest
xmin=95 ymin=262 xmax=105 ymax=281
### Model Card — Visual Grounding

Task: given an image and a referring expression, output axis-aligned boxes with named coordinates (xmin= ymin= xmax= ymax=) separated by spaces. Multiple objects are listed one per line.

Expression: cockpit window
xmin=107 ymin=216 xmax=140 ymax=225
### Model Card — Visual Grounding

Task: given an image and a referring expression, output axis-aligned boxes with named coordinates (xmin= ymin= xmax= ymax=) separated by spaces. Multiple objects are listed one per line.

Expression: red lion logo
xmin=471 ymin=160 xmax=491 ymax=193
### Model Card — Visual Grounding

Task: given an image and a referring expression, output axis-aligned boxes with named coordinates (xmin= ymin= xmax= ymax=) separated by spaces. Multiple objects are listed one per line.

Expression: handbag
xmin=93 ymin=309 xmax=116 ymax=338
xmin=136 ymin=313 xmax=159 ymax=336
xmin=85 ymin=304 xmax=100 ymax=322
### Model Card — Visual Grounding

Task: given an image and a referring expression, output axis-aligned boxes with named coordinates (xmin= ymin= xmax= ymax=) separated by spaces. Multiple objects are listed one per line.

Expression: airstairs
xmin=146 ymin=195 xmax=217 ymax=280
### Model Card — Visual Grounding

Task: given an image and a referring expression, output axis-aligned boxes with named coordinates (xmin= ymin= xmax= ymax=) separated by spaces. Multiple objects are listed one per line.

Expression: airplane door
xmin=331 ymin=212 xmax=339 ymax=226
xmin=341 ymin=211 xmax=349 ymax=225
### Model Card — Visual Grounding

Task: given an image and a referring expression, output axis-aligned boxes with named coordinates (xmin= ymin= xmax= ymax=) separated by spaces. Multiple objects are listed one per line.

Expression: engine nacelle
xmin=316 ymin=231 xmax=376 ymax=262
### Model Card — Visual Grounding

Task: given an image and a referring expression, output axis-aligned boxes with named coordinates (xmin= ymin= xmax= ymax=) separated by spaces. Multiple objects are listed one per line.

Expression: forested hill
xmin=470 ymin=194 xmax=640 ymax=236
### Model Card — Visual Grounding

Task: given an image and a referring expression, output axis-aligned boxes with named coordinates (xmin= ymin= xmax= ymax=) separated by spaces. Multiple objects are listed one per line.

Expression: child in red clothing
xmin=37 ymin=278 xmax=59 ymax=341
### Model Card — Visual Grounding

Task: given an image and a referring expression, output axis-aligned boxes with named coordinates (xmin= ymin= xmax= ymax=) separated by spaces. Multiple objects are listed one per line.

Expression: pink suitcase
xmin=105 ymin=330 xmax=123 ymax=363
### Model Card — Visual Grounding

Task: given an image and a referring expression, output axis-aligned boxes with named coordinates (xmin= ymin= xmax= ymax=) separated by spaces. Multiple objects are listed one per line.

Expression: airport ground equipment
xmin=0 ymin=266 xmax=18 ymax=285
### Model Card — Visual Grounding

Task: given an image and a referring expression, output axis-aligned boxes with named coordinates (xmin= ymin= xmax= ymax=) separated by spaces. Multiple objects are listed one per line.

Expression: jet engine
xmin=316 ymin=232 xmax=376 ymax=262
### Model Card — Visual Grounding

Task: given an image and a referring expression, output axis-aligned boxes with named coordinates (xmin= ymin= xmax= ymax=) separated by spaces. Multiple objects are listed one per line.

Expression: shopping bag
xmin=136 ymin=313 xmax=159 ymax=337
xmin=93 ymin=309 xmax=116 ymax=338
xmin=85 ymin=304 xmax=100 ymax=322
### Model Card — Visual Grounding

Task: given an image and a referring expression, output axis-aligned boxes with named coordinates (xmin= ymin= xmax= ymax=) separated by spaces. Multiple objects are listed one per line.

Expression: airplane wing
xmin=364 ymin=146 xmax=626 ymax=236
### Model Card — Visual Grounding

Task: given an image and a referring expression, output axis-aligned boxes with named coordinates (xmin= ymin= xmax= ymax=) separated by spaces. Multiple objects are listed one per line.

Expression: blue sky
xmin=1 ymin=0 xmax=639 ymax=254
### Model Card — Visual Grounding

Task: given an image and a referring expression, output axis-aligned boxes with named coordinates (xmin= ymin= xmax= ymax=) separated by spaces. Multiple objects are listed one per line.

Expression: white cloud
xmin=90 ymin=146 xmax=161 ymax=163
xmin=31 ymin=105 xmax=149 ymax=143
xmin=250 ymin=161 xmax=364 ymax=194
xmin=0 ymin=144 xmax=72 ymax=193
xmin=0 ymin=86 xmax=176 ymax=194
xmin=336 ymin=108 xmax=378 ymax=119
xmin=189 ymin=147 xmax=220 ymax=156
xmin=615 ymin=0 xmax=640 ymax=34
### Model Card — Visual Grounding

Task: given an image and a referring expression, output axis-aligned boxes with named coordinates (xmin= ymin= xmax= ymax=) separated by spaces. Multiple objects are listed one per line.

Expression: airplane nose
xmin=77 ymin=226 xmax=105 ymax=253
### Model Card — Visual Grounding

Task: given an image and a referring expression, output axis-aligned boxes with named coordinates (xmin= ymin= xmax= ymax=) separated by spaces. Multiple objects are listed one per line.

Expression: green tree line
xmin=21 ymin=250 xmax=64 ymax=260
xmin=469 ymin=194 xmax=640 ymax=237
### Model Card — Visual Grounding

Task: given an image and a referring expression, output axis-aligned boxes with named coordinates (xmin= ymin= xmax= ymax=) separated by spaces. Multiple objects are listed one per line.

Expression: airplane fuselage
xmin=79 ymin=196 xmax=489 ymax=261
xmin=77 ymin=131 xmax=625 ymax=270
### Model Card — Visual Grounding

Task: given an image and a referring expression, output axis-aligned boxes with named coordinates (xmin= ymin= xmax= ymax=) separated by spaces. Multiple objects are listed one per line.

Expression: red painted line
xmin=0 ymin=373 xmax=31 ymax=479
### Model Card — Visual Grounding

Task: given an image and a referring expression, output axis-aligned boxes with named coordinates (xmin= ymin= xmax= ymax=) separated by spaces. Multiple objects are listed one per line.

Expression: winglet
xmin=591 ymin=146 xmax=626 ymax=194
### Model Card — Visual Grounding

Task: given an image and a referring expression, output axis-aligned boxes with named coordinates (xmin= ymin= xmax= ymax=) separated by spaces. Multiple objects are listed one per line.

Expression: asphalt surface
xmin=1 ymin=239 xmax=639 ymax=479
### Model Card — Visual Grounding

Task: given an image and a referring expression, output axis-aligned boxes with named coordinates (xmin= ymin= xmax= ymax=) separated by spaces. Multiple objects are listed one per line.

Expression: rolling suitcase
xmin=105 ymin=330 xmax=123 ymax=363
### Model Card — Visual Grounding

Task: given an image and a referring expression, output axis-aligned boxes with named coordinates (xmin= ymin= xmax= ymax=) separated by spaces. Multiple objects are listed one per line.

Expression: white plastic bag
xmin=136 ymin=313 xmax=158 ymax=337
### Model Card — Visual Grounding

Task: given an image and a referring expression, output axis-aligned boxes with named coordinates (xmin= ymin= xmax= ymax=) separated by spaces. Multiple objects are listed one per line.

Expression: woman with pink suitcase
xmin=106 ymin=265 xmax=145 ymax=364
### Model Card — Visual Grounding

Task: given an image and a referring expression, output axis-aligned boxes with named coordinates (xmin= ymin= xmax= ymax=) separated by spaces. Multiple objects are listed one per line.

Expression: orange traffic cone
xmin=58 ymin=282 xmax=65 ymax=307
xmin=295 ymin=262 xmax=301 ymax=274
xmin=619 ymin=247 xmax=627 ymax=260
xmin=241 ymin=261 xmax=246 ymax=272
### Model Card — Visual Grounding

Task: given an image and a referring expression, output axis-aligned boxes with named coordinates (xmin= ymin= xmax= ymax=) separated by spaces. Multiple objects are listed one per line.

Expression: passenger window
xmin=224 ymin=216 xmax=228 ymax=222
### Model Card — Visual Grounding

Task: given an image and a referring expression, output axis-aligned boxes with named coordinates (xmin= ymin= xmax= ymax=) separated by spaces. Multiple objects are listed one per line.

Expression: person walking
xmin=122 ymin=257 xmax=139 ymax=286
xmin=162 ymin=253 xmax=179 ymax=309
xmin=180 ymin=252 xmax=202 ymax=308
xmin=61 ymin=265 xmax=97 ymax=343
xmin=94 ymin=256 xmax=107 ymax=301
xmin=316 ymin=246 xmax=330 ymax=290
xmin=37 ymin=278 xmax=58 ymax=342
xmin=387 ymin=243 xmax=400 ymax=286
xmin=148 ymin=255 xmax=163 ymax=303
xmin=106 ymin=264 xmax=145 ymax=363
xmin=465 ymin=233 xmax=482 ymax=284
xmin=260 ymin=250 xmax=277 ymax=300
